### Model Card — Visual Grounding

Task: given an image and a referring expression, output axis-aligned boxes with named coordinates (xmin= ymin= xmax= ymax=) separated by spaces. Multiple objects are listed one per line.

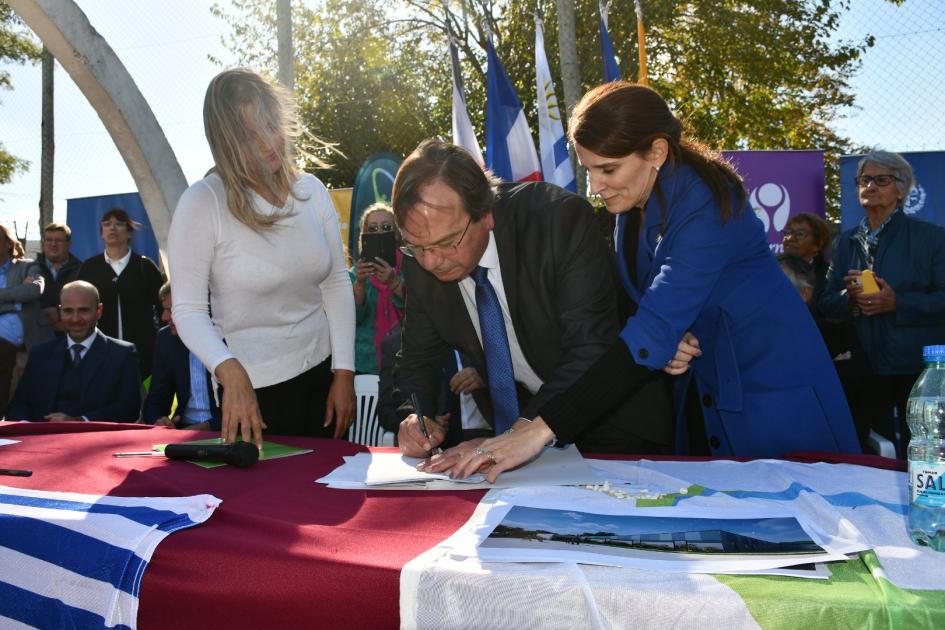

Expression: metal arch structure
xmin=8 ymin=0 xmax=189 ymax=269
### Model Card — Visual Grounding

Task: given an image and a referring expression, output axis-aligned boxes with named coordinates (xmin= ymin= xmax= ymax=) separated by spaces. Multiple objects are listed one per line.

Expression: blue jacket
xmin=143 ymin=326 xmax=221 ymax=430
xmin=618 ymin=162 xmax=859 ymax=457
xmin=6 ymin=332 xmax=141 ymax=422
xmin=819 ymin=211 xmax=945 ymax=375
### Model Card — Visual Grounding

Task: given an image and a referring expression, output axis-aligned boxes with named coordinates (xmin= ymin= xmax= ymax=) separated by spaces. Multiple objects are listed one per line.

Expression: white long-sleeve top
xmin=168 ymin=172 xmax=355 ymax=388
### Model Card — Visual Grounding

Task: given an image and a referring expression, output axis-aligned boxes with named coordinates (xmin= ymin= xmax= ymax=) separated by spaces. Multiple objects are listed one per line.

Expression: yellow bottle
xmin=859 ymin=269 xmax=881 ymax=295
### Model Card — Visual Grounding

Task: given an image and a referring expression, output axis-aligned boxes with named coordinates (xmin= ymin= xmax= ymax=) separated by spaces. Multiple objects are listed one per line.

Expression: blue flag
xmin=600 ymin=16 xmax=622 ymax=82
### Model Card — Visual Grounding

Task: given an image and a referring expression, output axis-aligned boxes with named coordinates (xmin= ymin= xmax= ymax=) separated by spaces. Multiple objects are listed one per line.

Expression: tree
xmin=0 ymin=4 xmax=41 ymax=184
xmin=213 ymin=0 xmax=453 ymax=188
xmin=215 ymin=0 xmax=875 ymax=217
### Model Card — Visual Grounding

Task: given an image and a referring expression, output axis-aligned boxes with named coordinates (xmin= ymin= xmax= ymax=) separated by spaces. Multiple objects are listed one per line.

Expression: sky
xmin=0 ymin=0 xmax=942 ymax=238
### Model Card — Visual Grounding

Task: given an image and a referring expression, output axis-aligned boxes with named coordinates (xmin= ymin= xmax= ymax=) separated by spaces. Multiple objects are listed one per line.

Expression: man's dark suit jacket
xmin=6 ymin=332 xmax=141 ymax=422
xmin=143 ymin=326 xmax=221 ymax=430
xmin=394 ymin=182 xmax=674 ymax=452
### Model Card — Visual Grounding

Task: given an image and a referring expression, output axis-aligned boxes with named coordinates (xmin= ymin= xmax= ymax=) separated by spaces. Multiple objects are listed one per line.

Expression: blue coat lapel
xmin=41 ymin=337 xmax=69 ymax=415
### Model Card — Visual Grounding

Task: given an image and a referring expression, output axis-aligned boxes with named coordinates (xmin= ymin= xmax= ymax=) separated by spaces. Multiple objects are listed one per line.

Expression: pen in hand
xmin=0 ymin=468 xmax=32 ymax=477
xmin=409 ymin=393 xmax=441 ymax=458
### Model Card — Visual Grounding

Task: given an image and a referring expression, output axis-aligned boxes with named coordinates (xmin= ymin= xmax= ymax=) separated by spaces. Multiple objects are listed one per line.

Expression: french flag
xmin=535 ymin=16 xmax=576 ymax=192
xmin=449 ymin=36 xmax=484 ymax=166
xmin=485 ymin=39 xmax=542 ymax=183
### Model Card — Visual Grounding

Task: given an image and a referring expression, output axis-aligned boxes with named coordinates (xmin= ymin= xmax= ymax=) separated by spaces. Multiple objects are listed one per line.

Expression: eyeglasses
xmin=781 ymin=228 xmax=810 ymax=240
xmin=855 ymin=174 xmax=900 ymax=187
xmin=100 ymin=220 xmax=128 ymax=229
xmin=365 ymin=222 xmax=394 ymax=233
xmin=400 ymin=217 xmax=472 ymax=259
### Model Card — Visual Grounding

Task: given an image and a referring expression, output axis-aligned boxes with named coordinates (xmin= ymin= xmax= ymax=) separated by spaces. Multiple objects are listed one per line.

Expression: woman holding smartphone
xmin=351 ymin=203 xmax=405 ymax=374
xmin=450 ymin=81 xmax=860 ymax=480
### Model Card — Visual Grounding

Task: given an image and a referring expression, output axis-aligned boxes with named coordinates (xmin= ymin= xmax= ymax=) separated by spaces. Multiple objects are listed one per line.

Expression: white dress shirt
xmin=457 ymin=232 xmax=544 ymax=396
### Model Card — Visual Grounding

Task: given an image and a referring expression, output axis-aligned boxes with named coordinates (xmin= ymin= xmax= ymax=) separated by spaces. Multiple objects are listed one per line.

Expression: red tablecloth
xmin=0 ymin=422 xmax=484 ymax=629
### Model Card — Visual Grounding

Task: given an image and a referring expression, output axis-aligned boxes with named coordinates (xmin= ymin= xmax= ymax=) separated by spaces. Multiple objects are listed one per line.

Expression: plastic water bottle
xmin=907 ymin=345 xmax=945 ymax=551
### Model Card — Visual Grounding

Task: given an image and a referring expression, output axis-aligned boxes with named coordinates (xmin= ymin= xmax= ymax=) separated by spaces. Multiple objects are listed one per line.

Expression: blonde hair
xmin=203 ymin=69 xmax=301 ymax=232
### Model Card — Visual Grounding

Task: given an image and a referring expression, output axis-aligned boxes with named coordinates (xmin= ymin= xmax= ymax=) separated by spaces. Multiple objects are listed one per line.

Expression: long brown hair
xmin=569 ymin=82 xmax=745 ymax=221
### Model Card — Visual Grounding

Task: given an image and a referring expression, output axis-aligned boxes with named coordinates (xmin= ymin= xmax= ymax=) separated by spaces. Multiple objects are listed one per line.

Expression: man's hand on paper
xmin=416 ymin=437 xmax=486 ymax=474
xmin=450 ymin=418 xmax=555 ymax=483
xmin=398 ymin=413 xmax=449 ymax=457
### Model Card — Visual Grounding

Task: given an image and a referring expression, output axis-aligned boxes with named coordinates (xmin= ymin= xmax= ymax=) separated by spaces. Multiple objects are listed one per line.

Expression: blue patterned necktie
xmin=70 ymin=345 xmax=83 ymax=366
xmin=471 ymin=265 xmax=519 ymax=434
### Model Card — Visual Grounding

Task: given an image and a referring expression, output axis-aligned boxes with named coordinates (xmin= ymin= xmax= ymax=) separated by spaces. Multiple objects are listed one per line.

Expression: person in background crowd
xmin=820 ymin=150 xmax=945 ymax=456
xmin=781 ymin=212 xmax=831 ymax=314
xmin=0 ymin=224 xmax=49 ymax=407
xmin=36 ymin=222 xmax=83 ymax=337
xmin=351 ymin=203 xmax=405 ymax=374
xmin=392 ymin=139 xmax=677 ymax=463
xmin=143 ymin=282 xmax=220 ymax=431
xmin=449 ymin=82 xmax=859 ymax=482
xmin=78 ymin=208 xmax=164 ymax=379
xmin=6 ymin=281 xmax=140 ymax=422
xmin=169 ymin=68 xmax=355 ymax=447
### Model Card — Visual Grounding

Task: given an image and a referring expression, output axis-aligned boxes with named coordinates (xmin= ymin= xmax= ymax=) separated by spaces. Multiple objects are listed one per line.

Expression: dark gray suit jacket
xmin=393 ymin=182 xmax=674 ymax=451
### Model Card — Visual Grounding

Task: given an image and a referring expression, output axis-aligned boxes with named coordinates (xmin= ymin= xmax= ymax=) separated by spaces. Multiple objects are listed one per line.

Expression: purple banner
xmin=722 ymin=150 xmax=825 ymax=253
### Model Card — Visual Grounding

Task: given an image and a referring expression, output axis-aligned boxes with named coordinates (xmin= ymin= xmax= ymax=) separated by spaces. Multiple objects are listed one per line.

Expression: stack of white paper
xmin=317 ymin=445 xmax=604 ymax=490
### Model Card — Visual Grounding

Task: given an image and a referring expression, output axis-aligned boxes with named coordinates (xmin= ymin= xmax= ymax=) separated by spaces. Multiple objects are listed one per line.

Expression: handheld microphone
xmin=164 ymin=442 xmax=259 ymax=468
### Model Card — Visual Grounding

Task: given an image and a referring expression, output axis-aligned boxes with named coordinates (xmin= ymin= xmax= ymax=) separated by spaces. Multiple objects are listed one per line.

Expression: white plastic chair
xmin=348 ymin=374 xmax=395 ymax=447
xmin=867 ymin=429 xmax=897 ymax=459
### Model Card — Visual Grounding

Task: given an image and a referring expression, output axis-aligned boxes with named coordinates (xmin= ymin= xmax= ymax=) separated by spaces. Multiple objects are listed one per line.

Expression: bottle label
xmin=910 ymin=461 xmax=945 ymax=507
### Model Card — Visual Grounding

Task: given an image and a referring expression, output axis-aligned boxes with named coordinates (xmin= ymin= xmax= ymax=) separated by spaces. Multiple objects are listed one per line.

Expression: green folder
xmin=153 ymin=438 xmax=312 ymax=468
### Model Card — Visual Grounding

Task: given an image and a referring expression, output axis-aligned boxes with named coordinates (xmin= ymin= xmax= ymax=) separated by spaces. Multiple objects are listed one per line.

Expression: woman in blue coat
xmin=454 ymin=82 xmax=860 ymax=480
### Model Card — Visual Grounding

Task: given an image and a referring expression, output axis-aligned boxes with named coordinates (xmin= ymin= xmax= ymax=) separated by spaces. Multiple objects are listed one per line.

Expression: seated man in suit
xmin=143 ymin=282 xmax=220 ymax=431
xmin=6 ymin=280 xmax=140 ymax=422
xmin=392 ymin=139 xmax=678 ymax=463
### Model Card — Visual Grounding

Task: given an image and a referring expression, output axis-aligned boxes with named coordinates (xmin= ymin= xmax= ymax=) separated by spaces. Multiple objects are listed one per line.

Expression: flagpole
xmin=634 ymin=0 xmax=649 ymax=86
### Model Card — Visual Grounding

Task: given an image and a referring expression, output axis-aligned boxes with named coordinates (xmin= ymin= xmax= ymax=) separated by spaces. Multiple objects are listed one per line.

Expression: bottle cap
xmin=923 ymin=345 xmax=945 ymax=361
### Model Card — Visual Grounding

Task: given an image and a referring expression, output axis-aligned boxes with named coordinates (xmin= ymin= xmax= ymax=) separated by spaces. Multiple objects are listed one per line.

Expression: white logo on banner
xmin=749 ymin=182 xmax=791 ymax=234
xmin=904 ymin=184 xmax=927 ymax=215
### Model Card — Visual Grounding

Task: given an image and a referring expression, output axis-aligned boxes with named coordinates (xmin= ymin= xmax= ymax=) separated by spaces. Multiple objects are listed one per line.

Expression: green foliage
xmin=0 ymin=4 xmax=40 ymax=184
xmin=214 ymin=0 xmax=877 ymax=218
xmin=213 ymin=0 xmax=452 ymax=188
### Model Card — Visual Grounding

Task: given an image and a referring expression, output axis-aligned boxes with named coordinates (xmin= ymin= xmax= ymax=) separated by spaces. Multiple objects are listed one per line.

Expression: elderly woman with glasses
xmin=820 ymin=150 xmax=945 ymax=455
xmin=350 ymin=203 xmax=405 ymax=374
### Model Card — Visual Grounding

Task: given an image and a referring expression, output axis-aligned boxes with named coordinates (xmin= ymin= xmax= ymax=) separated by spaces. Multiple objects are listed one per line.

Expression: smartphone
xmin=360 ymin=231 xmax=397 ymax=268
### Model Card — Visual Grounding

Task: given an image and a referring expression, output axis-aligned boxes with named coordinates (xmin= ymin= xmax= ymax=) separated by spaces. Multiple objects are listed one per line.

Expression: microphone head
xmin=225 ymin=441 xmax=260 ymax=468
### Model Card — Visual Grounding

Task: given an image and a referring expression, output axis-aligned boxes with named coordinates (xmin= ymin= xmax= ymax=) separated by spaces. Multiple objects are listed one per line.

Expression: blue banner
xmin=840 ymin=151 xmax=945 ymax=231
xmin=65 ymin=192 xmax=161 ymax=266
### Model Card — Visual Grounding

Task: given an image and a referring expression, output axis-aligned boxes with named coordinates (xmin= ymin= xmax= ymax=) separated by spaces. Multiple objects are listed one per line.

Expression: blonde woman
xmin=168 ymin=69 xmax=355 ymax=446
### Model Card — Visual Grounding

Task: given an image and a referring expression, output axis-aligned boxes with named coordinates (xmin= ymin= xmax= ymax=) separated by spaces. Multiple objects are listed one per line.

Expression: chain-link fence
xmin=833 ymin=0 xmax=944 ymax=152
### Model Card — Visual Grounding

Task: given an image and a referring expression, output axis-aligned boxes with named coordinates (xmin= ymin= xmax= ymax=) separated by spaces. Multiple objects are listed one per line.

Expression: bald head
xmin=60 ymin=281 xmax=102 ymax=343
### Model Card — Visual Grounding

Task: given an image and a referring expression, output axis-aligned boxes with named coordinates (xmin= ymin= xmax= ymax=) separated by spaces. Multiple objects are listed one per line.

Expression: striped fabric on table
xmin=0 ymin=485 xmax=220 ymax=629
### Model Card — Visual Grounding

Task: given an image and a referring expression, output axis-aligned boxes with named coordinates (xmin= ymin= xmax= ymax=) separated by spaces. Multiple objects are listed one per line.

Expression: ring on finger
xmin=487 ymin=451 xmax=497 ymax=464
xmin=474 ymin=447 xmax=486 ymax=457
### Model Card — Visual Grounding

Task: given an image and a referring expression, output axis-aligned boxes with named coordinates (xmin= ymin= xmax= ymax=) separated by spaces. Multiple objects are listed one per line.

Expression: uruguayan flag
xmin=0 ymin=485 xmax=220 ymax=629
